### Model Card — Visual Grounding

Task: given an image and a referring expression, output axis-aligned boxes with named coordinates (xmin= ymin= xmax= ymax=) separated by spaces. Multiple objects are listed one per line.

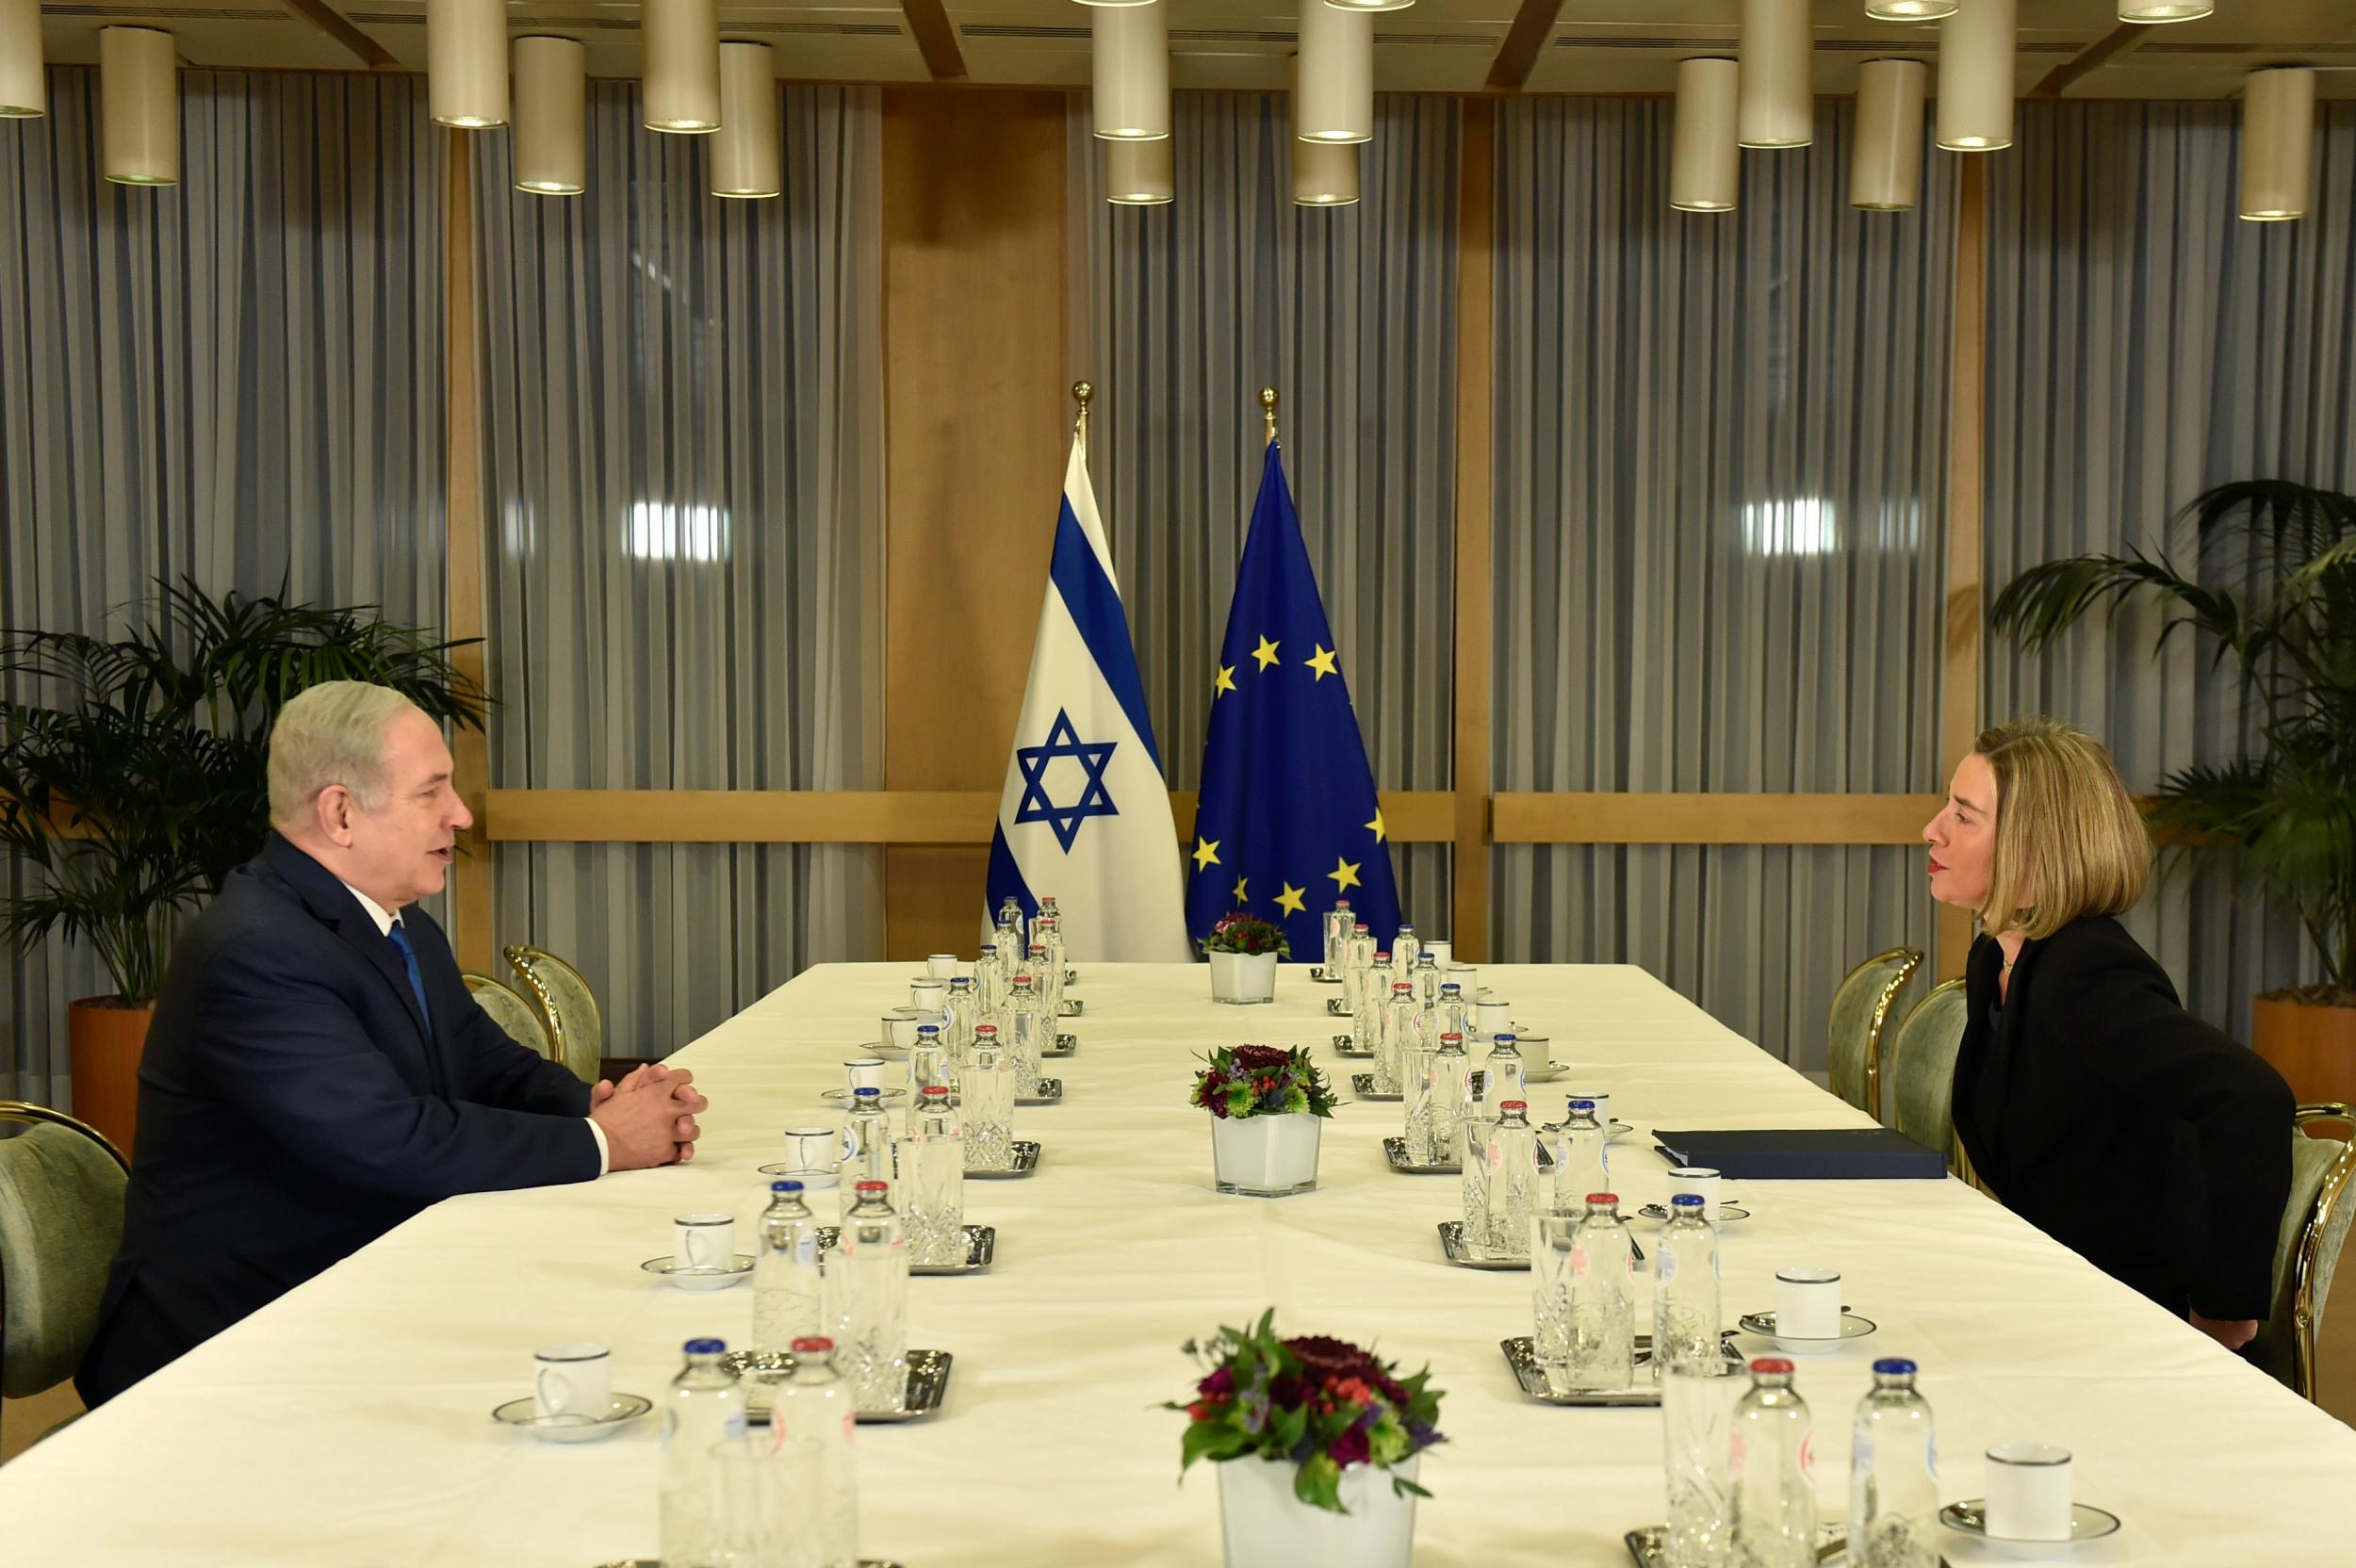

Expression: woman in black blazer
xmin=1923 ymin=717 xmax=2293 ymax=1349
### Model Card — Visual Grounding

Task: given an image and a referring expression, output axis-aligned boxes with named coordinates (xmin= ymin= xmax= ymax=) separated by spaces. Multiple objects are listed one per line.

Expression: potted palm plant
xmin=1990 ymin=480 xmax=2356 ymax=1102
xmin=0 ymin=579 xmax=485 ymax=1151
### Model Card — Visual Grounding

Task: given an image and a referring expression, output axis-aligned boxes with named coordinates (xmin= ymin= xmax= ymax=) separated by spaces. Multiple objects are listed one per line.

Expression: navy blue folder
xmin=1651 ymin=1128 xmax=1948 ymax=1181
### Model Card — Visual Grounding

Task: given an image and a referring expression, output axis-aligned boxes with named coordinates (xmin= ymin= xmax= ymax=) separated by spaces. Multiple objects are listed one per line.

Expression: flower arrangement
xmin=1199 ymin=913 xmax=1292 ymax=958
xmin=1190 ymin=1044 xmax=1337 ymax=1121
xmin=1170 ymin=1310 xmax=1445 ymax=1513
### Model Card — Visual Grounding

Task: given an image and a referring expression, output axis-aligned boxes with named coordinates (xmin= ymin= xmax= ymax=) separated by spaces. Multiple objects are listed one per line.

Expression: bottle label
xmin=1570 ymin=1243 xmax=1589 ymax=1282
xmin=1657 ymin=1247 xmax=1677 ymax=1283
xmin=1926 ymin=1435 xmax=1939 ymax=1481
xmin=1799 ymin=1429 xmax=1816 ymax=1483
xmin=1852 ymin=1432 xmax=1874 ymax=1476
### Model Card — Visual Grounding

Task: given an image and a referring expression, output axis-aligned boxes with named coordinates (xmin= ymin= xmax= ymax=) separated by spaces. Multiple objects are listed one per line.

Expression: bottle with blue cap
xmin=1651 ymin=1191 xmax=1722 ymax=1379
xmin=754 ymin=1181 xmax=826 ymax=1356
xmin=660 ymin=1336 xmax=744 ymax=1567
xmin=1550 ymin=1097 xmax=1610 ymax=1217
xmin=1849 ymin=1358 xmax=1939 ymax=1567
xmin=839 ymin=1086 xmax=894 ymax=1225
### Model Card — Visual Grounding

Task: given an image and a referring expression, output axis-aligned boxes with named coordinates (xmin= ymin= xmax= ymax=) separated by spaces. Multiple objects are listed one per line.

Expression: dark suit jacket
xmin=1952 ymin=915 xmax=2292 ymax=1322
xmin=76 ymin=832 xmax=599 ymax=1405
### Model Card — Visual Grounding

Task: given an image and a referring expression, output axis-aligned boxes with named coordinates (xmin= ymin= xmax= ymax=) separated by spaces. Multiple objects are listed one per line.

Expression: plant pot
xmin=2252 ymin=994 xmax=2356 ymax=1116
xmin=1215 ymin=1452 xmax=1418 ymax=1568
xmin=1210 ymin=1112 xmax=1321 ymax=1198
xmin=69 ymin=996 xmax=153 ymax=1158
xmin=1209 ymin=951 xmax=1280 ymax=1005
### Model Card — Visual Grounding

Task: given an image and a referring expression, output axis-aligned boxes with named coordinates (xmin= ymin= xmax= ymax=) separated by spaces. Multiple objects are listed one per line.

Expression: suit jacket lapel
xmin=260 ymin=834 xmax=435 ymax=1051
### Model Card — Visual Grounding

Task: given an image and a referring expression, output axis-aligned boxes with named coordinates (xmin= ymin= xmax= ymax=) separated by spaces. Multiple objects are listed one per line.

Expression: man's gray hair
xmin=267 ymin=681 xmax=421 ymax=828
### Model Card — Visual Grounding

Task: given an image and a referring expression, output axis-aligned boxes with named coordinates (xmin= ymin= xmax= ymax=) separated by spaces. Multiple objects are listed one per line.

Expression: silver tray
xmin=965 ymin=1139 xmax=1041 ymax=1179
xmin=1020 ymin=1077 xmax=1063 ymax=1106
xmin=1350 ymin=1072 xmax=1401 ymax=1102
xmin=813 ymin=1223 xmax=995 ymax=1275
xmin=724 ymin=1348 xmax=952 ymax=1424
xmin=1064 ymin=967 xmax=1078 ymax=986
xmin=1311 ymin=965 xmax=1343 ymax=984
xmin=1327 ymin=998 xmax=1351 ymax=1017
xmin=1623 ymin=1526 xmax=1946 ymax=1567
xmin=1045 ymin=1033 xmax=1079 ymax=1057
xmin=1440 ymin=1219 xmax=1641 ymax=1270
xmin=1059 ymin=999 xmax=1083 ymax=1017
xmin=1332 ymin=1033 xmax=1373 ymax=1058
xmin=1382 ymin=1135 xmax=1457 ymax=1174
xmin=1501 ymin=1334 xmax=1743 ymax=1409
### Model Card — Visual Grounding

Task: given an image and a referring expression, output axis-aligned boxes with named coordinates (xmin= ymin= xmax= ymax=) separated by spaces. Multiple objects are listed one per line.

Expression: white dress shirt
xmin=339 ymin=880 xmax=608 ymax=1176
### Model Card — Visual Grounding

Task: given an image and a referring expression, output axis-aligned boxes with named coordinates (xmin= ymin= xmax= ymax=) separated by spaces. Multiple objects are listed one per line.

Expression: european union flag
xmin=1185 ymin=440 xmax=1401 ymax=956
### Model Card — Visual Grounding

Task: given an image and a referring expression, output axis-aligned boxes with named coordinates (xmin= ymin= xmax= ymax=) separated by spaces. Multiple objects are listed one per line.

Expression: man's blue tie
xmin=386 ymin=920 xmax=432 ymax=1029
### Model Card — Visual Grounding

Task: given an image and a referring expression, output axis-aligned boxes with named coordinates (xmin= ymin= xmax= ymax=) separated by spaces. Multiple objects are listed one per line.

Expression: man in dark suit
xmin=76 ymin=682 xmax=708 ymax=1405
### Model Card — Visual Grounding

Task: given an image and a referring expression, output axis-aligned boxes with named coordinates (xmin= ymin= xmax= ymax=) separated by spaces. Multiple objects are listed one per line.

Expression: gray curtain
xmin=1068 ymin=92 xmax=1462 ymax=932
xmin=1490 ymin=99 xmax=1955 ymax=1071
xmin=0 ymin=69 xmax=446 ymax=1105
xmin=472 ymin=83 xmax=886 ymax=1059
xmin=1983 ymin=102 xmax=2356 ymax=1038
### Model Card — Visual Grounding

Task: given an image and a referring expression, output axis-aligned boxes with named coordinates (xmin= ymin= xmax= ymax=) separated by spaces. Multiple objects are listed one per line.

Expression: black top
xmin=76 ymin=833 xmax=599 ymax=1405
xmin=1952 ymin=915 xmax=2293 ymax=1322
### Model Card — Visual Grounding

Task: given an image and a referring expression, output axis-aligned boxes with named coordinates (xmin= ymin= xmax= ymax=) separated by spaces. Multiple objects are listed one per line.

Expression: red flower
xmin=1329 ymin=1424 xmax=1373 ymax=1467
xmin=1198 ymin=1366 xmax=1235 ymax=1396
xmin=1327 ymin=1375 xmax=1379 ymax=1408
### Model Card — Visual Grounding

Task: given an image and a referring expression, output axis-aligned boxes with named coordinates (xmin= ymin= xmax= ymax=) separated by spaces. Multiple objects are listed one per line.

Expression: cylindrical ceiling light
xmin=644 ymin=0 xmax=720 ymax=133
xmin=513 ymin=37 xmax=586 ymax=195
xmin=1106 ymin=138 xmax=1173 ymax=204
xmin=1324 ymin=0 xmax=1415 ymax=16
xmin=1866 ymin=1 xmax=1957 ymax=17
xmin=1297 ymin=0 xmax=1373 ymax=145
xmin=1936 ymin=0 xmax=2015 ymax=152
xmin=427 ymin=0 xmax=507 ymax=128
xmin=1851 ymin=57 xmax=1926 ymax=210
xmin=2119 ymin=3 xmax=2212 ymax=22
xmin=0 ymin=0 xmax=45 ymax=119
xmin=2241 ymin=66 xmax=2316 ymax=222
xmin=1738 ymin=0 xmax=1812 ymax=148
xmin=712 ymin=42 xmax=781 ymax=198
xmin=1670 ymin=57 xmax=1740 ymax=213
xmin=1289 ymin=55 xmax=1358 ymax=204
xmin=99 ymin=27 xmax=176 ymax=187
xmin=1091 ymin=2 xmax=1170 ymax=141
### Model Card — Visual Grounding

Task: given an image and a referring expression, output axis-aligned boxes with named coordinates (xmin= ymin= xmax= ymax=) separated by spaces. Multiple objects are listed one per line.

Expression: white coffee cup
xmin=882 ymin=1009 xmax=923 ymax=1052
xmin=1668 ymin=1166 xmax=1723 ymax=1221
xmin=1423 ymin=939 xmax=1453 ymax=969
xmin=533 ymin=1343 xmax=612 ymax=1418
xmin=781 ymin=1126 xmax=838 ymax=1177
xmin=1985 ymin=1443 xmax=2074 ymax=1541
xmin=1516 ymin=1031 xmax=1554 ymax=1073
xmin=1446 ymin=963 xmax=1478 ymax=998
xmin=1473 ymin=999 xmax=1512 ymax=1046
xmin=844 ymin=1057 xmax=887 ymax=1093
xmin=1774 ymin=1266 xmax=1842 ymax=1340
xmin=673 ymin=1213 xmax=735 ymax=1271
xmin=1567 ymin=1087 xmax=1611 ymax=1129
xmin=925 ymin=953 xmax=959 ymax=981
xmin=908 ymin=977 xmax=946 ymax=1016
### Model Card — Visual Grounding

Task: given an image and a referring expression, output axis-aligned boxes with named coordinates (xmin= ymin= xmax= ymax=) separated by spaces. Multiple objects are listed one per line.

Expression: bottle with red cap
xmin=898 ymin=1085 xmax=965 ymax=1266
xmin=1481 ymin=1100 xmax=1539 ymax=1259
xmin=1005 ymin=973 xmax=1046 ymax=1097
xmin=1731 ymin=1357 xmax=1819 ymax=1567
xmin=962 ymin=1024 xmax=1015 ymax=1171
xmin=771 ymin=1335 xmax=858 ymax=1568
xmin=826 ymin=1180 xmax=908 ymax=1413
xmin=1563 ymin=1192 xmax=1635 ymax=1392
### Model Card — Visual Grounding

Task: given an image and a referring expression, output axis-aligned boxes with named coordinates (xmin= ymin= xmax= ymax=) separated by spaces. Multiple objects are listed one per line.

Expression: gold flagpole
xmin=1261 ymin=385 xmax=1279 ymax=446
xmin=1072 ymin=380 xmax=1094 ymax=459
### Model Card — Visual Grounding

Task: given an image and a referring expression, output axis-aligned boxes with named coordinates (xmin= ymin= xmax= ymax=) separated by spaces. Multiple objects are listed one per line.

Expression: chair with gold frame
xmin=1885 ymin=978 xmax=1970 ymax=1170
xmin=2252 ymin=1102 xmax=2356 ymax=1405
xmin=463 ymin=972 xmax=553 ymax=1058
xmin=1825 ymin=946 xmax=1922 ymax=1124
xmin=503 ymin=944 xmax=603 ymax=1086
xmin=0 ymin=1102 xmax=129 ymax=1409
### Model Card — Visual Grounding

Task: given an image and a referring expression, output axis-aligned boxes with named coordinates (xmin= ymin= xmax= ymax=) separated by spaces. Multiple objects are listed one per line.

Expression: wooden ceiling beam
xmin=2029 ymin=21 xmax=2151 ymax=100
xmin=1485 ymin=0 xmax=1565 ymax=92
xmin=898 ymin=0 xmax=969 ymax=81
xmin=275 ymin=0 xmax=398 ymax=70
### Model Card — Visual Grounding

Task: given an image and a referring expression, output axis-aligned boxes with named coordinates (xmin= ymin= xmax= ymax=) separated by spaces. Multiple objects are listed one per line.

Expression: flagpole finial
xmin=1261 ymin=386 xmax=1279 ymax=446
xmin=1072 ymin=381 xmax=1094 ymax=452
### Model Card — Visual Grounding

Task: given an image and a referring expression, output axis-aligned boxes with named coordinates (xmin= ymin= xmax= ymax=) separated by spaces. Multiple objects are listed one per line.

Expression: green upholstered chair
xmin=504 ymin=944 xmax=603 ymax=1086
xmin=464 ymin=972 xmax=553 ymax=1058
xmin=1826 ymin=947 xmax=1922 ymax=1123
xmin=0 ymin=1102 xmax=128 ymax=1401
xmin=1887 ymin=978 xmax=1970 ymax=1168
xmin=2252 ymin=1104 xmax=2356 ymax=1404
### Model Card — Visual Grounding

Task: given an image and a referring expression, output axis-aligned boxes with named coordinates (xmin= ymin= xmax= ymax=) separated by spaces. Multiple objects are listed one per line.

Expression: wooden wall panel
xmin=1452 ymin=102 xmax=1496 ymax=962
xmin=880 ymin=90 xmax=1070 ymax=961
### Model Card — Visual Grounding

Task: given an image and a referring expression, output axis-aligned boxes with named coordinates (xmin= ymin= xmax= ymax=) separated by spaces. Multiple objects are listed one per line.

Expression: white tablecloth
xmin=6 ymin=962 xmax=2352 ymax=1564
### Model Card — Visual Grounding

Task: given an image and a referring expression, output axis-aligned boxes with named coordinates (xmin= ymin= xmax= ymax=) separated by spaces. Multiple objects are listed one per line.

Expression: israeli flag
xmin=985 ymin=437 xmax=1191 ymax=961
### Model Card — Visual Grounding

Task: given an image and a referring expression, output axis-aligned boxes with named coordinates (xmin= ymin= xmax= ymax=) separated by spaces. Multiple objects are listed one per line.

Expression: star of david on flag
xmin=1185 ymin=436 xmax=1401 ymax=957
xmin=985 ymin=434 xmax=1190 ymax=960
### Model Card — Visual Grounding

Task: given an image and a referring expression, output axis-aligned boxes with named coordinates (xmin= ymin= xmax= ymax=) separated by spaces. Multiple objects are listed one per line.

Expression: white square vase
xmin=1210 ymin=1111 xmax=1321 ymax=1198
xmin=1215 ymin=1453 xmax=1419 ymax=1568
xmin=1208 ymin=950 xmax=1280 ymax=1004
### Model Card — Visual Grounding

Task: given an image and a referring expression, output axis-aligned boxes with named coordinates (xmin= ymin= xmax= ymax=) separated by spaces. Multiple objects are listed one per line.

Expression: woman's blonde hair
xmin=1975 ymin=716 xmax=2150 ymax=939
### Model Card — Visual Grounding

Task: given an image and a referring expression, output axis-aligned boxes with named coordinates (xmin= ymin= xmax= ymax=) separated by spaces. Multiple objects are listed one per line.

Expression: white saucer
xmin=492 ymin=1392 xmax=653 ymax=1443
xmin=1524 ymin=1064 xmax=1566 ymax=1083
xmin=821 ymin=1087 xmax=908 ymax=1106
xmin=1940 ymin=1500 xmax=2123 ymax=1559
xmin=639 ymin=1254 xmax=756 ymax=1291
xmin=1636 ymin=1202 xmax=1750 ymax=1224
xmin=1735 ymin=1310 xmax=1877 ymax=1356
xmin=861 ymin=1039 xmax=909 ymax=1060
xmin=757 ymin=1163 xmax=841 ymax=1190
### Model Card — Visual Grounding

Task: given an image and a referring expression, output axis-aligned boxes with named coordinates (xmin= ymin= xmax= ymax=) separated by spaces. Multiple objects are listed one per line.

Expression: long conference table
xmin=7 ymin=961 xmax=2356 ymax=1563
